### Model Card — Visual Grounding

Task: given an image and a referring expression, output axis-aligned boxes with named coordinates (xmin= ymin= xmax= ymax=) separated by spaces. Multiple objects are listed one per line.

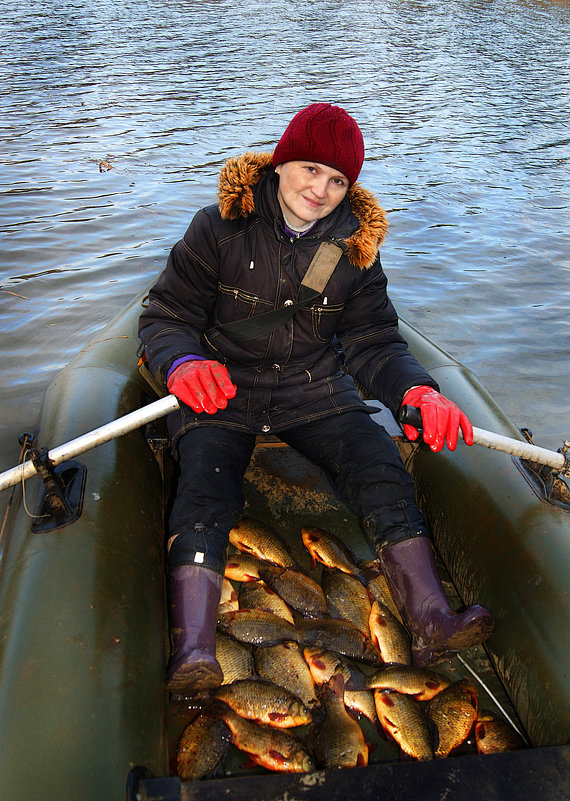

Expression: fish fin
xmin=398 ymin=747 xmax=416 ymax=762
xmin=309 ymin=704 xmax=326 ymax=727
xmin=204 ymin=744 xmax=232 ymax=779
xmin=344 ymin=672 xmax=368 ymax=692
xmin=268 ymin=749 xmax=289 ymax=766
xmin=205 ymin=699 xmax=234 ymax=721
xmin=359 ymin=564 xmax=380 ymax=585
xmin=240 ymin=753 xmax=260 ymax=769
xmin=353 ymin=568 xmax=369 ymax=587
xmin=427 ymin=715 xmax=439 ymax=754
xmin=327 ymin=672 xmax=345 ymax=696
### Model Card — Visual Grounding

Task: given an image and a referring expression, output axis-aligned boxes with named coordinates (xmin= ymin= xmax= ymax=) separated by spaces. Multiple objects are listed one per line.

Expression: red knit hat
xmin=272 ymin=103 xmax=365 ymax=186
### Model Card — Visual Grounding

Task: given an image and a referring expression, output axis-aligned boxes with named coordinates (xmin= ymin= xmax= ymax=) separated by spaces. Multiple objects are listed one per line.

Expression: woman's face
xmin=275 ymin=161 xmax=349 ymax=228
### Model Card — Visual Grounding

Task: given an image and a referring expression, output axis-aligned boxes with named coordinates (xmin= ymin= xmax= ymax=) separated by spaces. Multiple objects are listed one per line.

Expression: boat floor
xmin=129 ymin=744 xmax=569 ymax=801
xmin=159 ymin=438 xmax=537 ymax=791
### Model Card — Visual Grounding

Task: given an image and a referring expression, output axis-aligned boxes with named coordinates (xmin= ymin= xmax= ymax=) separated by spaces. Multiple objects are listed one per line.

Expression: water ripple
xmin=0 ymin=0 xmax=569 ymax=486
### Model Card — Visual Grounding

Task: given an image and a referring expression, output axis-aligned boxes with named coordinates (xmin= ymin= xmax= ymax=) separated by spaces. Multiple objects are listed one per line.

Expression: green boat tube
xmin=0 ymin=290 xmax=568 ymax=801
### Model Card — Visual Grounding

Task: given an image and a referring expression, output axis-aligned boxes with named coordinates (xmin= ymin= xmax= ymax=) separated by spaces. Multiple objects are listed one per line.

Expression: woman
xmin=139 ymin=103 xmax=494 ymax=698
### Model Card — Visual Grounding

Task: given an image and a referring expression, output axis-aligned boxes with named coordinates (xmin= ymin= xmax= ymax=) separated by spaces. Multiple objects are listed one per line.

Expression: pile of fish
xmin=176 ymin=519 xmax=525 ymax=780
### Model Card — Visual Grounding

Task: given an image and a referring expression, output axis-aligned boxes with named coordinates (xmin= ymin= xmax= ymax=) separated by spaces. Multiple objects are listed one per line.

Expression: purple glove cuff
xmin=167 ymin=354 xmax=206 ymax=382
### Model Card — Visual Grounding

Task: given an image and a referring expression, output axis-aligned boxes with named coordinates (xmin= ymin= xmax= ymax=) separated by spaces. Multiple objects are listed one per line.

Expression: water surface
xmin=1 ymin=0 xmax=569 ymax=518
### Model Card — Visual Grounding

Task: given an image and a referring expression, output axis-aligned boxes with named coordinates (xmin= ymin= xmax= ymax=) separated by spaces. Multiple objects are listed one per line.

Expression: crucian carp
xmin=314 ymin=674 xmax=369 ymax=769
xmin=229 ymin=518 xmax=297 ymax=567
xmin=368 ymin=601 xmax=412 ymax=665
xmin=217 ymin=609 xmax=301 ymax=646
xmin=321 ymin=569 xmax=372 ymax=635
xmin=303 ymin=646 xmax=367 ymax=690
xmin=218 ymin=706 xmax=316 ymax=773
xmin=219 ymin=578 xmax=239 ymax=614
xmin=298 ymin=618 xmax=383 ymax=666
xmin=475 ymin=713 xmax=526 ymax=754
xmin=254 ymin=642 xmax=320 ymax=710
xmin=225 ymin=552 xmax=265 ymax=582
xmin=375 ymin=689 xmax=434 ymax=760
xmin=258 ymin=563 xmax=328 ymax=618
xmin=301 ymin=525 xmax=366 ymax=583
xmin=365 ymin=664 xmax=450 ymax=701
xmin=214 ymin=678 xmax=313 ymax=728
xmin=176 ymin=714 xmax=232 ymax=781
xmin=428 ymin=680 xmax=479 ymax=758
xmin=215 ymin=632 xmax=255 ymax=685
xmin=238 ymin=579 xmax=295 ymax=623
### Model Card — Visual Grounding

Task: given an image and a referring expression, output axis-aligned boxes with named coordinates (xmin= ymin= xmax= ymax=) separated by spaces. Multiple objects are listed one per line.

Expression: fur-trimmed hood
xmin=217 ymin=152 xmax=389 ymax=270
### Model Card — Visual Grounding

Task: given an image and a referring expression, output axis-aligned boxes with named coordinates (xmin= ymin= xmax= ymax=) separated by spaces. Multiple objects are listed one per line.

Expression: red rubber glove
xmin=167 ymin=360 xmax=237 ymax=414
xmin=401 ymin=385 xmax=473 ymax=452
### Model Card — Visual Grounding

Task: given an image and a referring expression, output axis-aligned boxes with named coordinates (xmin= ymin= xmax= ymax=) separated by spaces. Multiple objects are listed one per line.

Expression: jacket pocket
xmin=215 ymin=284 xmax=271 ymax=324
xmin=307 ymin=302 xmax=345 ymax=343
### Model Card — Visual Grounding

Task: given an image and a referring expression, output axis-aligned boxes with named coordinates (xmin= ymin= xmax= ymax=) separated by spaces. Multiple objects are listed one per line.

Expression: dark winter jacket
xmin=139 ymin=152 xmax=437 ymax=445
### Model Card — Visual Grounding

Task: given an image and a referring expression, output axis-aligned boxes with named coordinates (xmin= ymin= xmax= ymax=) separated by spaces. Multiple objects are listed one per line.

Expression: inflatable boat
xmin=0 ymin=289 xmax=568 ymax=801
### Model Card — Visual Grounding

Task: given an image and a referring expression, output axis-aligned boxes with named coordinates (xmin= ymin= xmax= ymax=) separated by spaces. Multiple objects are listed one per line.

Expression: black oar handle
xmin=398 ymin=404 xmax=423 ymax=429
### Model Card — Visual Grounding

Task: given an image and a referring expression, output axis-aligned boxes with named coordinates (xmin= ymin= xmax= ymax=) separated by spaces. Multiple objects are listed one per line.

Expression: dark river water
xmin=1 ymin=0 xmax=569 ymax=517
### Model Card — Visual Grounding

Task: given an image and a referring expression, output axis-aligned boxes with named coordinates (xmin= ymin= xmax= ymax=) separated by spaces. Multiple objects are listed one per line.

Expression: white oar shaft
xmin=401 ymin=404 xmax=568 ymax=475
xmin=470 ymin=426 xmax=565 ymax=471
xmin=0 ymin=395 xmax=567 ymax=493
xmin=0 ymin=395 xmax=180 ymax=492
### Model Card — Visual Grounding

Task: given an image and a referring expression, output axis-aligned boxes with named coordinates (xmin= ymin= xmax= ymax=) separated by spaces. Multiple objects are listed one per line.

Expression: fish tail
xmin=357 ymin=565 xmax=376 ymax=587
xmin=326 ymin=672 xmax=345 ymax=697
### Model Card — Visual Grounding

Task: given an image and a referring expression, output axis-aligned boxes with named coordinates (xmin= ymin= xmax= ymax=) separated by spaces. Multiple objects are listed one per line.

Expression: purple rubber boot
xmin=166 ymin=564 xmax=224 ymax=697
xmin=379 ymin=536 xmax=495 ymax=666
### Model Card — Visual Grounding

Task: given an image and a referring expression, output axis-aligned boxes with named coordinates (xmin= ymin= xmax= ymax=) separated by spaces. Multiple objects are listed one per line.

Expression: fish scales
xmin=314 ymin=674 xmax=368 ymax=769
xmin=360 ymin=559 xmax=403 ymax=623
xmin=321 ymin=570 xmax=372 ymax=635
xmin=368 ymin=601 xmax=412 ymax=665
xmin=176 ymin=714 xmax=231 ymax=781
xmin=214 ymin=678 xmax=313 ymax=728
xmin=238 ymin=579 xmax=295 ymax=623
xmin=217 ymin=609 xmax=301 ymax=646
xmin=216 ymin=632 xmax=255 ymax=685
xmin=299 ymin=618 xmax=383 ymax=666
xmin=375 ymin=689 xmax=434 ymax=760
xmin=258 ymin=564 xmax=327 ymax=618
xmin=475 ymin=716 xmax=526 ymax=754
xmin=365 ymin=664 xmax=450 ymax=700
xmin=254 ymin=642 xmax=319 ymax=710
xmin=229 ymin=518 xmax=296 ymax=567
xmin=428 ymin=680 xmax=479 ymax=758
xmin=219 ymin=706 xmax=316 ymax=773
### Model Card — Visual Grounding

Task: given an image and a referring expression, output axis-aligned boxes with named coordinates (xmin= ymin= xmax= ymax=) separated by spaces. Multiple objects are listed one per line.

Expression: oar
xmin=399 ymin=405 xmax=569 ymax=477
xmin=0 ymin=396 xmax=568 ymax=493
xmin=0 ymin=395 xmax=180 ymax=493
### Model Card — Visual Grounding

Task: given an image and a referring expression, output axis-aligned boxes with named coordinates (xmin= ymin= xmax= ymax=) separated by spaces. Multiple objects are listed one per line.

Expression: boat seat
xmin=255 ymin=401 xmax=403 ymax=448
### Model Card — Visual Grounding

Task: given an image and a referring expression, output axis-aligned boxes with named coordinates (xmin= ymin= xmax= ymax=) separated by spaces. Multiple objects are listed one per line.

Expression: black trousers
xmin=168 ymin=411 xmax=428 ymax=575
